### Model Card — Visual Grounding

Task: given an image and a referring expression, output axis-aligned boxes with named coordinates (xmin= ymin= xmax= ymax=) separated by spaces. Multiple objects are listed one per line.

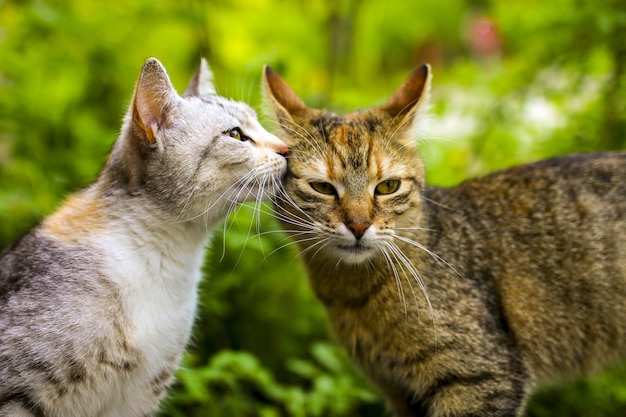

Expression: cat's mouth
xmin=335 ymin=242 xmax=377 ymax=263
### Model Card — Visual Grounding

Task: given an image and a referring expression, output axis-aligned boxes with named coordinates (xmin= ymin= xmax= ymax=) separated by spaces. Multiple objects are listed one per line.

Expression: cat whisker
xmin=174 ymin=167 xmax=258 ymax=225
xmin=272 ymin=189 xmax=317 ymax=225
xmin=383 ymin=241 xmax=438 ymax=342
xmin=382 ymin=102 xmax=423 ymax=149
xmin=288 ymin=233 xmax=334 ymax=260
xmin=175 ymin=184 xmax=200 ymax=223
xmin=271 ymin=217 xmax=315 ymax=232
xmin=271 ymin=212 xmax=315 ymax=230
xmin=215 ymin=168 xmax=275 ymax=260
xmin=391 ymin=226 xmax=436 ymax=232
xmin=392 ymin=234 xmax=463 ymax=279
xmin=260 ymin=233 xmax=326 ymax=262
xmin=265 ymin=118 xmax=325 ymax=160
xmin=379 ymin=245 xmax=410 ymax=317
xmin=254 ymin=228 xmax=318 ymax=247
xmin=270 ymin=203 xmax=314 ymax=227
xmin=266 ymin=200 xmax=317 ymax=230
xmin=384 ymin=241 xmax=429 ymax=309
xmin=247 ymin=203 xmax=307 ymax=228
xmin=421 ymin=195 xmax=461 ymax=213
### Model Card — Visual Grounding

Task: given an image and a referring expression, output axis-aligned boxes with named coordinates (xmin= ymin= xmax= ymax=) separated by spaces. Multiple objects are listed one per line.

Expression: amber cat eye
xmin=226 ymin=127 xmax=248 ymax=141
xmin=310 ymin=182 xmax=337 ymax=195
xmin=375 ymin=179 xmax=401 ymax=195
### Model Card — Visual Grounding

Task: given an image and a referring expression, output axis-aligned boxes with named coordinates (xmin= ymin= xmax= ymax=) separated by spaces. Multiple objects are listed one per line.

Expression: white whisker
xmin=380 ymin=245 xmax=409 ymax=317
xmin=393 ymin=234 xmax=463 ymax=279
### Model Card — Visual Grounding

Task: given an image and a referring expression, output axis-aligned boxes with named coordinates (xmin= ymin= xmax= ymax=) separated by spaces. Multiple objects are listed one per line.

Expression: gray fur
xmin=0 ymin=58 xmax=287 ymax=417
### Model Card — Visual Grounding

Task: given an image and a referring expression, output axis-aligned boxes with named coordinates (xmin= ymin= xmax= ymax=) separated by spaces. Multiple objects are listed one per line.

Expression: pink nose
xmin=346 ymin=222 xmax=371 ymax=239
xmin=275 ymin=142 xmax=289 ymax=156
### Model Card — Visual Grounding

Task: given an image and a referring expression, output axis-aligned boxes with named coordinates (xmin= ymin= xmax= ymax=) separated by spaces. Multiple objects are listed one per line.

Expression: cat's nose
xmin=275 ymin=141 xmax=289 ymax=156
xmin=263 ymin=133 xmax=288 ymax=156
xmin=346 ymin=222 xmax=370 ymax=240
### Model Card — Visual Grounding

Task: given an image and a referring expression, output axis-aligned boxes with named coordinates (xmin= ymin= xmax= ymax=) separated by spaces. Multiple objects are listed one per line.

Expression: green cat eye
xmin=375 ymin=179 xmax=401 ymax=195
xmin=310 ymin=182 xmax=337 ymax=196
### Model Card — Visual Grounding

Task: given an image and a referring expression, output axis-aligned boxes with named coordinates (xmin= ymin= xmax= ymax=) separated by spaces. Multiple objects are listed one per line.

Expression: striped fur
xmin=264 ymin=65 xmax=626 ymax=417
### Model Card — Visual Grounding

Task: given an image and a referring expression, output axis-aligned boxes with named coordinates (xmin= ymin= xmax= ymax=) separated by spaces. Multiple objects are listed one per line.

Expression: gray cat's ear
xmin=183 ymin=58 xmax=216 ymax=97
xmin=131 ymin=57 xmax=178 ymax=146
xmin=263 ymin=65 xmax=309 ymax=122
xmin=380 ymin=64 xmax=431 ymax=120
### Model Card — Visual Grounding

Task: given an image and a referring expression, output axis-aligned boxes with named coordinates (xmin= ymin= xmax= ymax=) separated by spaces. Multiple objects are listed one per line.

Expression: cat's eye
xmin=225 ymin=127 xmax=247 ymax=141
xmin=310 ymin=182 xmax=337 ymax=196
xmin=375 ymin=180 xmax=401 ymax=195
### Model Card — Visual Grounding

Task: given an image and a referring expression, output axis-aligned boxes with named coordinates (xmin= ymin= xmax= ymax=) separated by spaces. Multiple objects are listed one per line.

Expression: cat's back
xmin=423 ymin=151 xmax=626 ymax=379
xmin=432 ymin=151 xmax=623 ymax=204
xmin=426 ymin=151 xmax=626 ymax=239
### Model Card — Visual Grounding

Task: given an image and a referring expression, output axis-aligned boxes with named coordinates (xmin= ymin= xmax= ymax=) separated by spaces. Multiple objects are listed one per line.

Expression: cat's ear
xmin=130 ymin=57 xmax=179 ymax=147
xmin=380 ymin=64 xmax=431 ymax=131
xmin=262 ymin=66 xmax=309 ymax=122
xmin=183 ymin=57 xmax=217 ymax=97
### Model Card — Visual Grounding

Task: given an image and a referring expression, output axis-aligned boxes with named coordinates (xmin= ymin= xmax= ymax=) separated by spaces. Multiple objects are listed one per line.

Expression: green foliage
xmin=1 ymin=0 xmax=626 ymax=416
xmin=162 ymin=343 xmax=381 ymax=417
xmin=527 ymin=364 xmax=626 ymax=417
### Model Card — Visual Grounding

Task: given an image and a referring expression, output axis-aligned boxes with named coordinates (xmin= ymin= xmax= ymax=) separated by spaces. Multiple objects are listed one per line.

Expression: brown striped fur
xmin=264 ymin=65 xmax=626 ymax=417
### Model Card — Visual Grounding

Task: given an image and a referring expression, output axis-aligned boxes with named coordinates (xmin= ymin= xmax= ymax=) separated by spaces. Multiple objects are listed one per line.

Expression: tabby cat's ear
xmin=130 ymin=57 xmax=179 ymax=147
xmin=183 ymin=58 xmax=216 ymax=97
xmin=262 ymin=66 xmax=309 ymax=122
xmin=380 ymin=64 xmax=431 ymax=121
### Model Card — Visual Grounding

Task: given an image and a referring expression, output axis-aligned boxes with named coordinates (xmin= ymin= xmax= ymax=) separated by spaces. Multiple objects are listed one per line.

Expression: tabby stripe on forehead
xmin=366 ymin=129 xmax=375 ymax=168
xmin=310 ymin=116 xmax=341 ymax=142
xmin=347 ymin=128 xmax=369 ymax=170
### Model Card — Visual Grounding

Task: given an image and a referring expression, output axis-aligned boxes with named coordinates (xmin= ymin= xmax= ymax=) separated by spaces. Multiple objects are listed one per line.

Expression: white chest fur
xmin=98 ymin=218 xmax=207 ymax=416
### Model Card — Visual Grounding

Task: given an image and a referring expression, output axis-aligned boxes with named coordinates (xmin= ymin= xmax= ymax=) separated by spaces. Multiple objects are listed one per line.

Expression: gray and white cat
xmin=0 ymin=58 xmax=288 ymax=417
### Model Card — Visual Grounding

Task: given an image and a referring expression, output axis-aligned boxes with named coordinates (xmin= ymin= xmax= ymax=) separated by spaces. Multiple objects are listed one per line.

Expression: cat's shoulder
xmin=433 ymin=151 xmax=626 ymax=193
xmin=506 ymin=151 xmax=626 ymax=176
xmin=424 ymin=151 xmax=626 ymax=215
xmin=0 ymin=224 xmax=107 ymax=308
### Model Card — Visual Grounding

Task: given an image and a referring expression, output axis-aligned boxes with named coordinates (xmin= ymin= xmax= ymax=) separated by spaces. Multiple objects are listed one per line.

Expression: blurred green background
xmin=1 ymin=0 xmax=626 ymax=416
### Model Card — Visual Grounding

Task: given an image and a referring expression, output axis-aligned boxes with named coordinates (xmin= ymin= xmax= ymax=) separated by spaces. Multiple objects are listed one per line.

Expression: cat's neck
xmin=303 ymin=250 xmax=412 ymax=309
xmin=41 ymin=180 xmax=213 ymax=282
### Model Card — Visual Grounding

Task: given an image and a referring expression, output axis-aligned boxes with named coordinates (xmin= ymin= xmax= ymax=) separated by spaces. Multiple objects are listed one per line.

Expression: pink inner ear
xmin=132 ymin=95 xmax=160 ymax=145
xmin=128 ymin=58 xmax=178 ymax=146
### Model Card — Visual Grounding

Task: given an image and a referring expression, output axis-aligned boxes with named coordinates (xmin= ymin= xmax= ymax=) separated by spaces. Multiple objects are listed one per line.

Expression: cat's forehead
xmin=301 ymin=112 xmax=385 ymax=140
xmin=292 ymin=112 xmax=412 ymax=182
xmin=190 ymin=95 xmax=257 ymax=128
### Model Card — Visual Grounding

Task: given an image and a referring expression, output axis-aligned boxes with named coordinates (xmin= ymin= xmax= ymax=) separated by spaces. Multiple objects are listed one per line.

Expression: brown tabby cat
xmin=263 ymin=64 xmax=626 ymax=417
